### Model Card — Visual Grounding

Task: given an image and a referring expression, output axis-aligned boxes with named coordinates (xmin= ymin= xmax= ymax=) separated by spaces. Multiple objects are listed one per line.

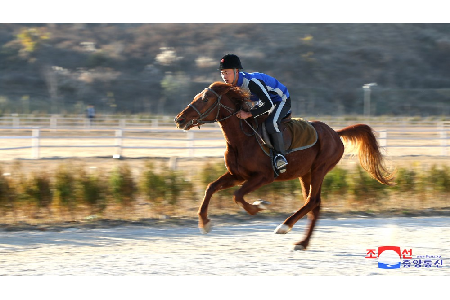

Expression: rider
xmin=219 ymin=54 xmax=291 ymax=173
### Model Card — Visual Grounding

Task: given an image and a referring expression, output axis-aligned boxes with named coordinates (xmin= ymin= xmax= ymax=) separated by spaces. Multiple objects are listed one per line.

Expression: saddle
xmin=260 ymin=113 xmax=292 ymax=150
xmin=254 ymin=114 xmax=318 ymax=155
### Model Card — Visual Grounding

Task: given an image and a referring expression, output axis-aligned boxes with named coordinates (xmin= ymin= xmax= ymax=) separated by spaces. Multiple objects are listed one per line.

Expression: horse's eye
xmin=203 ymin=97 xmax=209 ymax=102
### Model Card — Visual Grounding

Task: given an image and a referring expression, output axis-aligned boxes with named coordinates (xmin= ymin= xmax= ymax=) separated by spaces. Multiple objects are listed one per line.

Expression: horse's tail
xmin=336 ymin=124 xmax=395 ymax=185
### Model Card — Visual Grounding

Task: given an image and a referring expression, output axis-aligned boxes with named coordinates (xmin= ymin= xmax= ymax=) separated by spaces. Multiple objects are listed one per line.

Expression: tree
xmin=16 ymin=27 xmax=49 ymax=59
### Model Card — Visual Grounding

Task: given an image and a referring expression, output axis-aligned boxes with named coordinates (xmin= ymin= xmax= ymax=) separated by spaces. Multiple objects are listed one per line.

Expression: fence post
xmin=119 ymin=119 xmax=126 ymax=128
xmin=169 ymin=156 xmax=178 ymax=170
xmin=115 ymin=129 xmax=123 ymax=157
xmin=441 ymin=130 xmax=448 ymax=156
xmin=50 ymin=115 xmax=57 ymax=129
xmin=32 ymin=128 xmax=40 ymax=159
xmin=13 ymin=116 xmax=19 ymax=127
xmin=379 ymin=130 xmax=387 ymax=148
xmin=188 ymin=131 xmax=194 ymax=157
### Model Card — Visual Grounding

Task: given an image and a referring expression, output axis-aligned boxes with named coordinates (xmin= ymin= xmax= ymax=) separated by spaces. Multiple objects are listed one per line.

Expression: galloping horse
xmin=174 ymin=81 xmax=394 ymax=250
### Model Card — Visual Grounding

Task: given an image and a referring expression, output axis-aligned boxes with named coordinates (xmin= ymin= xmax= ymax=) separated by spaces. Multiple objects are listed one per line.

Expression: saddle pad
xmin=260 ymin=118 xmax=318 ymax=155
xmin=285 ymin=118 xmax=318 ymax=153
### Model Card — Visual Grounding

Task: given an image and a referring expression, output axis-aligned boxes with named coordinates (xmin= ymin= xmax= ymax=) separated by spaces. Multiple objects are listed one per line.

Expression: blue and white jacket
xmin=236 ymin=72 xmax=290 ymax=117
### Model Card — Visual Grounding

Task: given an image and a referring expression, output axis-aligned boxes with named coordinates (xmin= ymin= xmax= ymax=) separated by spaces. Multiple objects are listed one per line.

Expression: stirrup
xmin=274 ymin=154 xmax=288 ymax=173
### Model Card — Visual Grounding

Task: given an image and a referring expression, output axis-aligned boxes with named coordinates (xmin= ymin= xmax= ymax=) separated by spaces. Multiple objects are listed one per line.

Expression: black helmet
xmin=219 ymin=54 xmax=243 ymax=70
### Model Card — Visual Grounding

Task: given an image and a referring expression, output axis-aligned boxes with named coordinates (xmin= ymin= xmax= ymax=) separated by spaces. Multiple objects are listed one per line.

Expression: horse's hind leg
xmin=274 ymin=169 xmax=323 ymax=250
xmin=198 ymin=172 xmax=242 ymax=233
xmin=293 ymin=204 xmax=321 ymax=250
xmin=299 ymin=171 xmax=312 ymax=204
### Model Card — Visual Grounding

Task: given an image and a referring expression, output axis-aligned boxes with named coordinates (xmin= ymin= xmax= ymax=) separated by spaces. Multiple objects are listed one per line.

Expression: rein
xmin=185 ymin=87 xmax=236 ymax=129
xmin=184 ymin=86 xmax=268 ymax=154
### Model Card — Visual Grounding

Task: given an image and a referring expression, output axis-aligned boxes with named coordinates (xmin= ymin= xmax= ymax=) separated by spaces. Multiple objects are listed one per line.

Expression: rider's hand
xmin=236 ymin=110 xmax=252 ymax=119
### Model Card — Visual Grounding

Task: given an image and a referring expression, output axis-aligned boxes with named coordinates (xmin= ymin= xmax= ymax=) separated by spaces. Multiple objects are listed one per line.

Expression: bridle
xmin=182 ymin=86 xmax=267 ymax=149
xmin=184 ymin=87 xmax=236 ymax=129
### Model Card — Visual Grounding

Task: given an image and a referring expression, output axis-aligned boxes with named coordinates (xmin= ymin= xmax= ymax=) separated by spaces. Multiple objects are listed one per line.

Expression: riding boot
xmin=270 ymin=132 xmax=288 ymax=173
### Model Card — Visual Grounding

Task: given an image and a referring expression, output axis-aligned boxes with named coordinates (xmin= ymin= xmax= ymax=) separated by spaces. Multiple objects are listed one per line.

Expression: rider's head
xmin=219 ymin=54 xmax=242 ymax=86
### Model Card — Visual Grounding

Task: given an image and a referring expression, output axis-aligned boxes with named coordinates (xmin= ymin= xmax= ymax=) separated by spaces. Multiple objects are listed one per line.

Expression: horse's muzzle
xmin=174 ymin=116 xmax=186 ymax=129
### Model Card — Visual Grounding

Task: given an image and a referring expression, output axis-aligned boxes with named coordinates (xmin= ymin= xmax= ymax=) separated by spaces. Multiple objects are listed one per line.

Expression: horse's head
xmin=174 ymin=81 xmax=249 ymax=130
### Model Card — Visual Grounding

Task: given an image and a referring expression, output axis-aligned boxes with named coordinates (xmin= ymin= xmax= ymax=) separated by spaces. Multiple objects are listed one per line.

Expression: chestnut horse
xmin=174 ymin=81 xmax=394 ymax=250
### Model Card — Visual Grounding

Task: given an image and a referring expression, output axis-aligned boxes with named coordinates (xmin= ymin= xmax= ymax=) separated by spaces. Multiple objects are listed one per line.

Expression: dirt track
xmin=1 ymin=216 xmax=448 ymax=276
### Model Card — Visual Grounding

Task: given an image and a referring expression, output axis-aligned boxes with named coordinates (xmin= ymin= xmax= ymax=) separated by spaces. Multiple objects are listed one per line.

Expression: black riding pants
xmin=265 ymin=97 xmax=291 ymax=135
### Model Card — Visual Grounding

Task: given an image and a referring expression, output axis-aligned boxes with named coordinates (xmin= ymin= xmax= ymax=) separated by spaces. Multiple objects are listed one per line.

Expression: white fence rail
xmin=0 ymin=118 xmax=449 ymax=159
xmin=0 ymin=127 xmax=226 ymax=159
xmin=0 ymin=115 xmax=179 ymax=129
xmin=376 ymin=127 xmax=449 ymax=156
xmin=1 ymin=115 xmax=450 ymax=130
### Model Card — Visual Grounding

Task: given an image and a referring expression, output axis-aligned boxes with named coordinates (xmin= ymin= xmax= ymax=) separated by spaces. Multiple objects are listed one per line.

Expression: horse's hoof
xmin=293 ymin=244 xmax=306 ymax=251
xmin=252 ymin=200 xmax=271 ymax=210
xmin=274 ymin=224 xmax=292 ymax=234
xmin=199 ymin=220 xmax=212 ymax=234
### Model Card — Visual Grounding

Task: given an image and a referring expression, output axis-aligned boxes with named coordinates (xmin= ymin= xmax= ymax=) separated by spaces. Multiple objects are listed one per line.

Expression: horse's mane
xmin=209 ymin=81 xmax=251 ymax=104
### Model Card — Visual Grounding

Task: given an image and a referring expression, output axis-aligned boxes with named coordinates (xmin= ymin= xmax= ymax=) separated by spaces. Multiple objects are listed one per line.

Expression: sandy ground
xmin=0 ymin=216 xmax=448 ymax=276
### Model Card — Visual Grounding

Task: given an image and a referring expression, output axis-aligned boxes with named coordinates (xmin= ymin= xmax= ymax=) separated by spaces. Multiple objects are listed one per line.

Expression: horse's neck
xmin=218 ymin=118 xmax=253 ymax=149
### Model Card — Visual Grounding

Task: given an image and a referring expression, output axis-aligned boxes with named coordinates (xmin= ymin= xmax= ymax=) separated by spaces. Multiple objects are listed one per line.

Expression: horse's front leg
xmin=234 ymin=175 xmax=273 ymax=215
xmin=198 ymin=172 xmax=242 ymax=234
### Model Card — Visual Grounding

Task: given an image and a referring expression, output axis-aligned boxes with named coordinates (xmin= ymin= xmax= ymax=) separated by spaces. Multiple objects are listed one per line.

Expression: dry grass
xmin=0 ymin=155 xmax=448 ymax=225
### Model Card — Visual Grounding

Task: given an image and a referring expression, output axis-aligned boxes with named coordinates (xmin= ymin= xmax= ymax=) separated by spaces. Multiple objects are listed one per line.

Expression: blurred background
xmin=0 ymin=22 xmax=449 ymax=223
xmin=1 ymin=23 xmax=449 ymax=118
